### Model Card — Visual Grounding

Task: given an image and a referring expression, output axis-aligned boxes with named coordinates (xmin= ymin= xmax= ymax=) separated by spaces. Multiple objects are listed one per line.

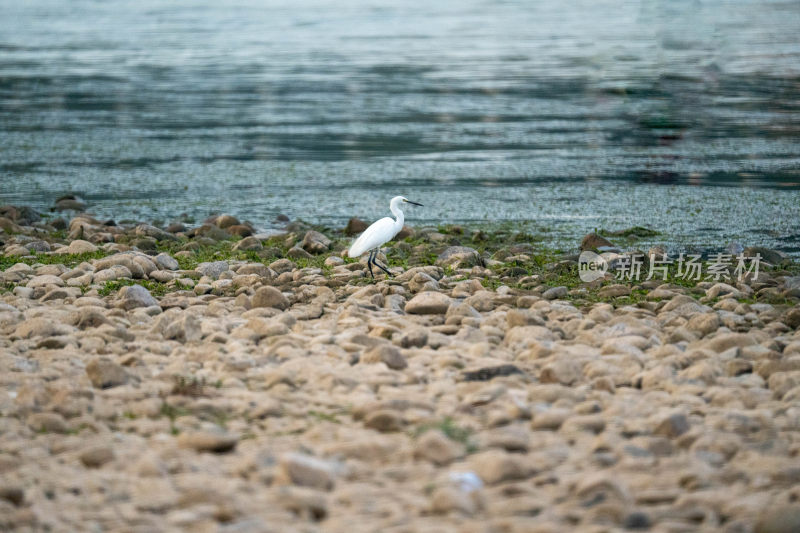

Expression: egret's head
xmin=392 ymin=196 xmax=423 ymax=207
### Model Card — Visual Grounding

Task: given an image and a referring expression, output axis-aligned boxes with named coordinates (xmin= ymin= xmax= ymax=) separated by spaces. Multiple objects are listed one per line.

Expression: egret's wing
xmin=348 ymin=217 xmax=396 ymax=257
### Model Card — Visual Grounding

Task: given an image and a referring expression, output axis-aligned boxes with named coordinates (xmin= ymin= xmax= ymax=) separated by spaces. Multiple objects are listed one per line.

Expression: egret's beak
xmin=405 ymin=200 xmax=423 ymax=206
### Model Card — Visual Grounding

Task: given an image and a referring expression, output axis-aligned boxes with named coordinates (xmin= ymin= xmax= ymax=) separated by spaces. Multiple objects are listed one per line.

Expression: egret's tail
xmin=348 ymin=241 xmax=364 ymax=258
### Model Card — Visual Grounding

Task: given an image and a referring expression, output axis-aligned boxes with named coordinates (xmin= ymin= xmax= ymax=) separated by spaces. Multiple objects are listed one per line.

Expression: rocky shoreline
xmin=1 ymin=206 xmax=800 ymax=532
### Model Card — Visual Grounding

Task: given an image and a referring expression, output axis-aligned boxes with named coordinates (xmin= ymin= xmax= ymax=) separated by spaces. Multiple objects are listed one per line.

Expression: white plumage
xmin=347 ymin=195 xmax=423 ymax=278
xmin=348 ymin=217 xmax=397 ymax=258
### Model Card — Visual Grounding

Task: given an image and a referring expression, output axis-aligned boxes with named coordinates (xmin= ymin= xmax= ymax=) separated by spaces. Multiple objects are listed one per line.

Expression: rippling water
xmin=1 ymin=0 xmax=799 ymax=253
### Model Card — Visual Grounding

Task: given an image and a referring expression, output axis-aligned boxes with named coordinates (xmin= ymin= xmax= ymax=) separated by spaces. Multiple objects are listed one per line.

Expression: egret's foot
xmin=373 ymin=260 xmax=393 ymax=278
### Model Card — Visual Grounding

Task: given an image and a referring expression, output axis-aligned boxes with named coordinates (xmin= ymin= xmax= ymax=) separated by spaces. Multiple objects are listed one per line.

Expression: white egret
xmin=348 ymin=196 xmax=423 ymax=278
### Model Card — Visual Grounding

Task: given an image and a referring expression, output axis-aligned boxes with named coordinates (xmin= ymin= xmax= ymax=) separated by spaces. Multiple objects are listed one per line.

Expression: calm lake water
xmin=1 ymin=0 xmax=799 ymax=253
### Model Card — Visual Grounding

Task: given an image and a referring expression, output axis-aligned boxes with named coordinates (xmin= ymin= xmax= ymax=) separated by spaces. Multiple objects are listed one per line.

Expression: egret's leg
xmin=367 ymin=250 xmax=375 ymax=279
xmin=373 ymin=257 xmax=393 ymax=277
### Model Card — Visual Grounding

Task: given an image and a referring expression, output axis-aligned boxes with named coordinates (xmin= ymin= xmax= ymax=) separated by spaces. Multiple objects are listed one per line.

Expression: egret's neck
xmin=390 ymin=203 xmax=405 ymax=232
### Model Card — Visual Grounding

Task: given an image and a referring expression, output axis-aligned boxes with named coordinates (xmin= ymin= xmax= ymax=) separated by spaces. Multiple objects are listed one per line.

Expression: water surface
xmin=1 ymin=0 xmax=799 ymax=253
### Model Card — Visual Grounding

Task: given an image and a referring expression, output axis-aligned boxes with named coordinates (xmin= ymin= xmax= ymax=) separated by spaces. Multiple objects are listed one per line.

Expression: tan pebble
xmin=653 ymin=412 xmax=690 ymax=438
xmin=177 ymin=429 xmax=239 ymax=453
xmin=26 ymin=274 xmax=65 ymax=288
xmin=414 ymin=430 xmax=465 ymax=465
xmin=14 ymin=317 xmax=71 ymax=339
xmin=483 ymin=426 xmax=529 ymax=452
xmin=468 ymin=450 xmax=530 ymax=485
xmin=251 ymin=286 xmax=289 ymax=309
xmin=506 ymin=308 xmax=544 ymax=328
xmin=429 ymin=486 xmax=477 ymax=516
xmin=79 ymin=445 xmax=114 ymax=468
xmin=561 ymin=414 xmax=606 ymax=435
xmin=703 ymin=332 xmax=758 ymax=353
xmin=269 ymin=258 xmax=295 ymax=274
xmin=592 ymin=376 xmax=615 ymax=392
xmin=505 ymin=325 xmax=555 ymax=348
xmin=398 ymin=327 xmax=428 ymax=348
xmin=132 ymin=477 xmax=178 ymax=512
xmin=27 ymin=412 xmax=69 ymax=433
xmin=274 ymin=486 xmax=328 ymax=522
xmin=755 ymin=504 xmax=800 ymax=533
xmin=539 ymin=358 xmax=580 ymax=386
xmin=755 ymin=359 xmax=800 ymax=379
xmin=405 ymin=291 xmax=451 ymax=314
xmin=531 ymin=409 xmax=571 ymax=431
xmin=364 ymin=409 xmax=404 ymax=432
xmin=274 ymin=452 xmax=343 ymax=491
xmin=85 ymin=357 xmax=128 ymax=389
xmin=0 ymin=486 xmax=25 ymax=506
xmin=575 ymin=473 xmax=631 ymax=505
xmin=362 ymin=345 xmax=407 ymax=370
xmin=245 ymin=317 xmax=288 ymax=340
xmin=464 ymin=290 xmax=496 ymax=312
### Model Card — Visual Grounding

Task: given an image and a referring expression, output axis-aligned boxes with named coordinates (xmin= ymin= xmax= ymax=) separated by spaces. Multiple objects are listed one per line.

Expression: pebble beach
xmin=2 ymin=206 xmax=800 ymax=533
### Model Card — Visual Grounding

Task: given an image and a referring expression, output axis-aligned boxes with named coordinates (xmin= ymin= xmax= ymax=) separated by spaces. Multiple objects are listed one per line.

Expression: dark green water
xmin=1 ymin=0 xmax=799 ymax=253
